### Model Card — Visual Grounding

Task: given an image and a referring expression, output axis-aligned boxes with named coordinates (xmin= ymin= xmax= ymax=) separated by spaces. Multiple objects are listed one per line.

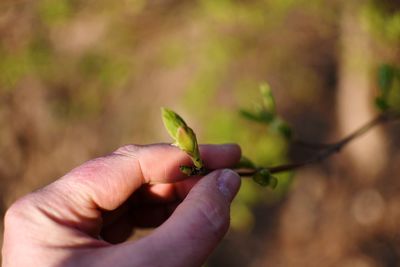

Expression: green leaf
xmin=240 ymin=83 xmax=294 ymax=140
xmin=252 ymin=169 xmax=278 ymax=188
xmin=375 ymin=64 xmax=400 ymax=112
xmin=259 ymin=110 xmax=275 ymax=123
xmin=260 ymin=83 xmax=276 ymax=114
xmin=239 ymin=109 xmax=261 ymax=122
xmin=378 ymin=64 xmax=395 ymax=96
xmin=273 ymin=118 xmax=293 ymax=140
xmin=278 ymin=122 xmax=292 ymax=140
xmin=271 ymin=118 xmax=293 ymax=140
xmin=235 ymin=156 xmax=256 ymax=169
xmin=239 ymin=109 xmax=274 ymax=124
xmin=239 ymin=83 xmax=279 ymax=125
xmin=375 ymin=96 xmax=390 ymax=111
xmin=180 ymin=166 xmax=194 ymax=176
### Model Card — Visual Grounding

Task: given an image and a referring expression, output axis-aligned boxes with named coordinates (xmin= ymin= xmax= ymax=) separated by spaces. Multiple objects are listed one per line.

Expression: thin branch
xmin=236 ymin=111 xmax=400 ymax=177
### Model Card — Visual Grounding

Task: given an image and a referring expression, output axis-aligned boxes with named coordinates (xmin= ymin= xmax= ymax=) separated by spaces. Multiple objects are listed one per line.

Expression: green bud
xmin=180 ymin=166 xmax=194 ymax=176
xmin=161 ymin=107 xmax=203 ymax=169
xmin=180 ymin=165 xmax=206 ymax=176
xmin=175 ymin=126 xmax=203 ymax=168
xmin=175 ymin=126 xmax=196 ymax=154
xmin=253 ymin=169 xmax=278 ymax=188
xmin=161 ymin=107 xmax=188 ymax=139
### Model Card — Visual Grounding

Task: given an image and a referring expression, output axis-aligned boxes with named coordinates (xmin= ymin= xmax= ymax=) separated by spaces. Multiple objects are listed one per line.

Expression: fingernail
xmin=217 ymin=169 xmax=241 ymax=202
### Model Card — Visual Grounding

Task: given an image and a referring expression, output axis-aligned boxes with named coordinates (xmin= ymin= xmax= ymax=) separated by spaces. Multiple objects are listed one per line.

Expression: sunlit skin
xmin=2 ymin=144 xmax=241 ymax=267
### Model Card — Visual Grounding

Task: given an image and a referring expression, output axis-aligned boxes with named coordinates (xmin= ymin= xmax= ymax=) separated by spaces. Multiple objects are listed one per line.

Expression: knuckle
xmin=113 ymin=144 xmax=142 ymax=157
xmin=4 ymin=195 xmax=35 ymax=226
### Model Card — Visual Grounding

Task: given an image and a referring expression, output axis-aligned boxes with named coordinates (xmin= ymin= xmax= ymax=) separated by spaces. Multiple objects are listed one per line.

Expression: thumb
xmin=106 ymin=169 xmax=241 ymax=267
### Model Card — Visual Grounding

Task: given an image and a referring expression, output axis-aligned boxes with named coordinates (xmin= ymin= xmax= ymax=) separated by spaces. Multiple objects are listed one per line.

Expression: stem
xmin=235 ymin=111 xmax=400 ymax=177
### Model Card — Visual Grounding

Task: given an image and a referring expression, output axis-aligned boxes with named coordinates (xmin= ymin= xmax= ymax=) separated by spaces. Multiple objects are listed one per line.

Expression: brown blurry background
xmin=1 ymin=0 xmax=400 ymax=266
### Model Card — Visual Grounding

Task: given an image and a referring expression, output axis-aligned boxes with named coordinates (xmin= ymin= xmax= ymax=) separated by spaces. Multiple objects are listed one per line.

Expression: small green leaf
xmin=277 ymin=120 xmax=292 ymax=140
xmin=252 ymin=169 xmax=278 ymax=188
xmin=239 ymin=109 xmax=262 ymax=122
xmin=375 ymin=64 xmax=400 ymax=112
xmin=240 ymin=83 xmax=293 ymax=139
xmin=180 ymin=166 xmax=194 ymax=176
xmin=260 ymin=83 xmax=276 ymax=114
xmin=268 ymin=176 xmax=278 ymax=189
xmin=259 ymin=110 xmax=275 ymax=123
xmin=378 ymin=64 xmax=395 ymax=96
xmin=271 ymin=118 xmax=293 ymax=140
xmin=239 ymin=109 xmax=274 ymax=124
xmin=239 ymin=83 xmax=279 ymax=125
xmin=375 ymin=96 xmax=390 ymax=111
xmin=278 ymin=123 xmax=292 ymax=140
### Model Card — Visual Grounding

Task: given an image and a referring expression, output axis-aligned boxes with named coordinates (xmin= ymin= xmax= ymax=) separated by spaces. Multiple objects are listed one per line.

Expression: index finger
xmin=55 ymin=143 xmax=241 ymax=211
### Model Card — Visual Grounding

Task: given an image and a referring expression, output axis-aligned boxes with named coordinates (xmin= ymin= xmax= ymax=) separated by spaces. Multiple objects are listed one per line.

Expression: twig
xmin=235 ymin=111 xmax=400 ymax=177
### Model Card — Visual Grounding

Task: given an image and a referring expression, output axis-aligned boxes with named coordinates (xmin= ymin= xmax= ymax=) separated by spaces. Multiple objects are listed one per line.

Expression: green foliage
xmin=239 ymin=83 xmax=276 ymax=124
xmin=253 ymin=169 xmax=278 ymax=188
xmin=271 ymin=118 xmax=293 ymax=140
xmin=237 ymin=84 xmax=292 ymax=188
xmin=362 ymin=1 xmax=400 ymax=42
xmin=0 ymin=49 xmax=31 ymax=90
xmin=1 ymin=0 xmax=337 ymax=237
xmin=38 ymin=0 xmax=72 ymax=25
xmin=78 ymin=52 xmax=130 ymax=88
xmin=235 ymin=156 xmax=256 ymax=169
xmin=375 ymin=97 xmax=390 ymax=111
xmin=240 ymin=84 xmax=293 ymax=140
xmin=375 ymin=64 xmax=400 ymax=112
xmin=163 ymin=84 xmax=290 ymax=190
xmin=0 ymin=36 xmax=53 ymax=91
xmin=239 ymin=109 xmax=274 ymax=124
xmin=260 ymin=83 xmax=276 ymax=114
xmin=378 ymin=64 xmax=396 ymax=93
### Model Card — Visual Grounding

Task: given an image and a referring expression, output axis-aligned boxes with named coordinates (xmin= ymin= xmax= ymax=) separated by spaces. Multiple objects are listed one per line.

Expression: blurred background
xmin=1 ymin=0 xmax=400 ymax=266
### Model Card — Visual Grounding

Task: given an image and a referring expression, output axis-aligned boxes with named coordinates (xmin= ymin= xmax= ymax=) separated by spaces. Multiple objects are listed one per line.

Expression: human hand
xmin=2 ymin=144 xmax=241 ymax=267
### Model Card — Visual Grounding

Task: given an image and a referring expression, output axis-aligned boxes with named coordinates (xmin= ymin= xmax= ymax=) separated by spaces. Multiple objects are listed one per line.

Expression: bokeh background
xmin=1 ymin=0 xmax=400 ymax=266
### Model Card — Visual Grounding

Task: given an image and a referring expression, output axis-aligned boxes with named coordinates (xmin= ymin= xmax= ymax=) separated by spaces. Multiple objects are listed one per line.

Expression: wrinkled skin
xmin=2 ymin=143 xmax=241 ymax=267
